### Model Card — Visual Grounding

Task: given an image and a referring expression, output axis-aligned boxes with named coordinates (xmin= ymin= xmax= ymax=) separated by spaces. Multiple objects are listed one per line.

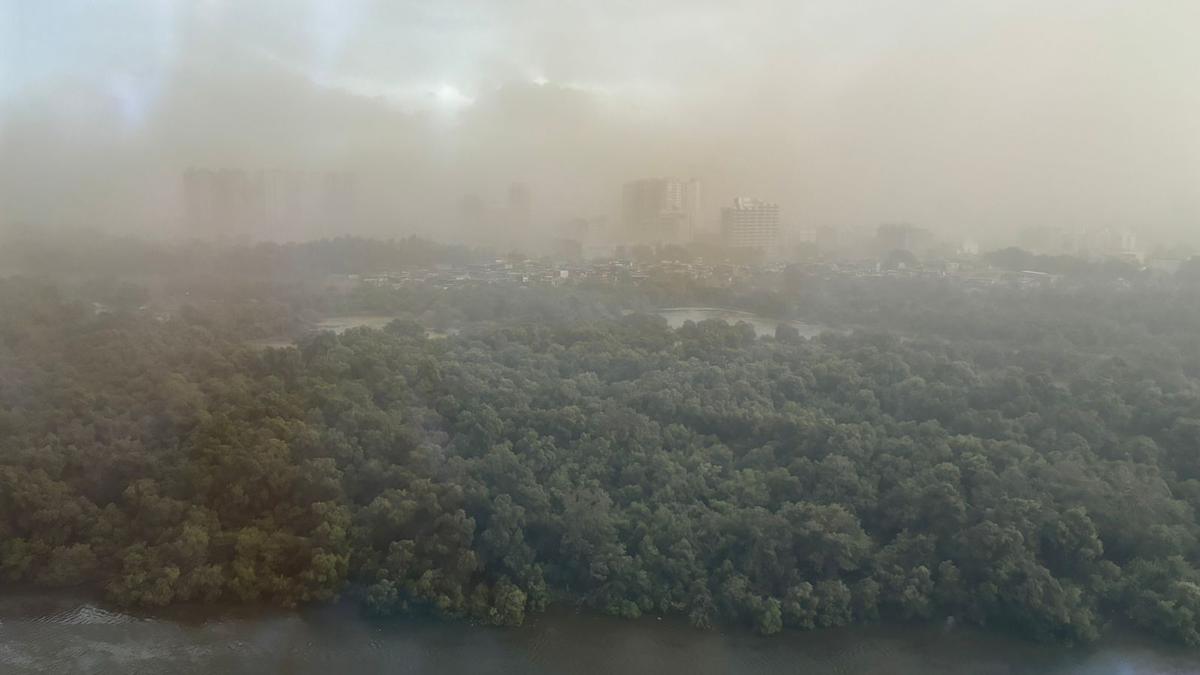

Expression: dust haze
xmin=2 ymin=0 xmax=1198 ymax=251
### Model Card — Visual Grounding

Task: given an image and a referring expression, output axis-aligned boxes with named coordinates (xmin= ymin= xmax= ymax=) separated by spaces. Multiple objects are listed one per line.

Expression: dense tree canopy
xmin=1 ymin=272 xmax=1200 ymax=646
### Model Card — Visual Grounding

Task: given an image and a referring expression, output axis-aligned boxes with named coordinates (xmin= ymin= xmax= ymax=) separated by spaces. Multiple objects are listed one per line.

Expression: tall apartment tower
xmin=722 ymin=197 xmax=780 ymax=251
xmin=182 ymin=168 xmax=357 ymax=239
xmin=876 ymin=223 xmax=931 ymax=254
xmin=508 ymin=183 xmax=531 ymax=229
xmin=183 ymin=168 xmax=255 ymax=236
xmin=621 ymin=177 xmax=700 ymax=243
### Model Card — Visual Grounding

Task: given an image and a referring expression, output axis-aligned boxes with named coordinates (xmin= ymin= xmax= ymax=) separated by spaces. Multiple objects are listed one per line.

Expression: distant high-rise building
xmin=792 ymin=227 xmax=817 ymax=244
xmin=508 ymin=182 xmax=531 ymax=227
xmin=321 ymin=171 xmax=357 ymax=225
xmin=182 ymin=168 xmax=357 ymax=239
xmin=459 ymin=193 xmax=486 ymax=235
xmin=622 ymin=177 xmax=700 ymax=243
xmin=1086 ymin=227 xmax=1139 ymax=259
xmin=182 ymin=168 xmax=214 ymax=232
xmin=816 ymin=226 xmax=839 ymax=250
xmin=722 ymin=198 xmax=780 ymax=250
xmin=876 ymin=223 xmax=931 ymax=253
xmin=183 ymin=168 xmax=254 ymax=236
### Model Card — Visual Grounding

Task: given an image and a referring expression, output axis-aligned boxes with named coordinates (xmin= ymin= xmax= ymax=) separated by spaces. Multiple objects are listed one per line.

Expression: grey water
xmin=2 ymin=595 xmax=1198 ymax=674
xmin=655 ymin=307 xmax=825 ymax=338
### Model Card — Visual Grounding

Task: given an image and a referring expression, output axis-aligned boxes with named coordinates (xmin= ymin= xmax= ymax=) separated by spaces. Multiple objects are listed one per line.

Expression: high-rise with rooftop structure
xmin=721 ymin=197 xmax=780 ymax=251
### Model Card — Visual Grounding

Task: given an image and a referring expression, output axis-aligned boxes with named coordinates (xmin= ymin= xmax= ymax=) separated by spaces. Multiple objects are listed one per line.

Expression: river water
xmin=318 ymin=311 xmax=823 ymax=340
xmin=656 ymin=307 xmax=825 ymax=338
xmin=2 ymin=595 xmax=1198 ymax=674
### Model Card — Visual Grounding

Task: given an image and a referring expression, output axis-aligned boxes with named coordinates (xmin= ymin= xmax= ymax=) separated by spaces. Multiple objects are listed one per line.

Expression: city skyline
xmin=168 ymin=165 xmax=1168 ymax=263
xmin=4 ymin=2 xmax=1199 ymax=250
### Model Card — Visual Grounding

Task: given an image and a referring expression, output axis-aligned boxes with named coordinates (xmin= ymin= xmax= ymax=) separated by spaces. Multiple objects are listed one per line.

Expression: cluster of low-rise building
xmin=354 ymin=256 xmax=784 ymax=291
xmin=351 ymin=251 xmax=1151 ymax=296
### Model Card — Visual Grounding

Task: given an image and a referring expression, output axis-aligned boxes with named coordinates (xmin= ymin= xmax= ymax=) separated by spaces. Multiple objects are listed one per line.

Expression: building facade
xmin=722 ymin=197 xmax=780 ymax=251
xmin=876 ymin=223 xmax=932 ymax=253
xmin=183 ymin=168 xmax=356 ymax=239
xmin=621 ymin=177 xmax=701 ymax=243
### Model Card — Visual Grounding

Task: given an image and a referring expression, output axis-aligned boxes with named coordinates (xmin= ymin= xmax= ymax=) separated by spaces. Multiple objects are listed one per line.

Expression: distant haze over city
xmin=2 ymin=0 xmax=1198 ymax=252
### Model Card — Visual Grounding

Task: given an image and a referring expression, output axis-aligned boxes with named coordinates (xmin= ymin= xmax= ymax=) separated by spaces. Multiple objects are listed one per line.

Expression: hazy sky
xmin=1 ymin=0 xmax=1198 ymax=247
